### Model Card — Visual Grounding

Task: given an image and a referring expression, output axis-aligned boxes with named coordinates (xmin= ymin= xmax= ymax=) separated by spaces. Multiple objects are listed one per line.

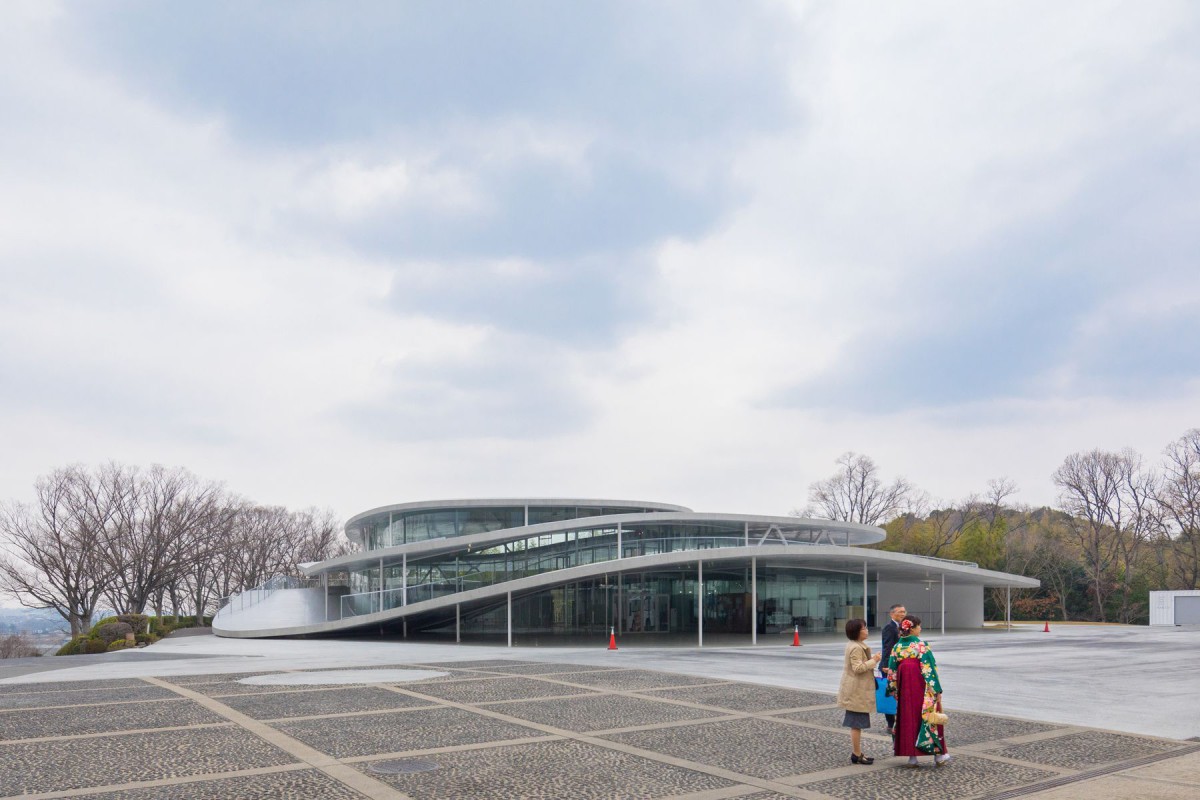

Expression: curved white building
xmin=214 ymin=498 xmax=1038 ymax=643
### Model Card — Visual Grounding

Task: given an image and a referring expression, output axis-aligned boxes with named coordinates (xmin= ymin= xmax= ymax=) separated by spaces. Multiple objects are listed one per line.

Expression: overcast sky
xmin=1 ymin=1 xmax=1198 ymax=522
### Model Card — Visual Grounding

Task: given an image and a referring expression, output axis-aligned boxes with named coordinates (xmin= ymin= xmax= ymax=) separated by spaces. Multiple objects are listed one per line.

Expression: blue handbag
xmin=875 ymin=676 xmax=897 ymax=714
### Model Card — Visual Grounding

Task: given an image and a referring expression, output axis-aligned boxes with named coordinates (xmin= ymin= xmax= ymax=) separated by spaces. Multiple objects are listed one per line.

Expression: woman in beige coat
xmin=838 ymin=618 xmax=882 ymax=764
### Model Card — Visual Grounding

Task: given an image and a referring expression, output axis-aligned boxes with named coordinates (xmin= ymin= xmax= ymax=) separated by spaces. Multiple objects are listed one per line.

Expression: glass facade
xmin=329 ymin=502 xmax=881 ymax=639
xmin=354 ymin=504 xmax=669 ymax=549
xmin=417 ymin=566 xmax=871 ymax=638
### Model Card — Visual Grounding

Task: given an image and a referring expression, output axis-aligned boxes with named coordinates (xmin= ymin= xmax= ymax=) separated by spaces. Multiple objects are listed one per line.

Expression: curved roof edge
xmin=346 ymin=498 xmax=691 ymax=527
xmin=318 ymin=512 xmax=886 ymax=574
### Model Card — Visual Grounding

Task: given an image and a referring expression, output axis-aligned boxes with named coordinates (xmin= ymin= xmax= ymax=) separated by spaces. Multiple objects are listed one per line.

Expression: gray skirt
xmin=842 ymin=711 xmax=871 ymax=729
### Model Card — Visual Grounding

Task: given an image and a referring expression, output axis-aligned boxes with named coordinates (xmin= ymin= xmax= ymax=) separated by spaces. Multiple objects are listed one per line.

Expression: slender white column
xmin=323 ymin=572 xmax=328 ymax=621
xmin=456 ymin=603 xmax=461 ymax=644
xmin=698 ymin=559 xmax=704 ymax=648
xmin=751 ymin=557 xmax=757 ymax=646
xmin=941 ymin=574 xmax=946 ymax=634
xmin=617 ymin=573 xmax=623 ymax=635
xmin=744 ymin=521 xmax=749 ymax=547
xmin=617 ymin=523 xmax=622 ymax=559
xmin=863 ymin=562 xmax=868 ymax=623
xmin=507 ymin=591 xmax=513 ymax=647
xmin=378 ymin=558 xmax=383 ymax=613
xmin=401 ymin=554 xmax=407 ymax=606
xmin=1006 ymin=586 xmax=1011 ymax=630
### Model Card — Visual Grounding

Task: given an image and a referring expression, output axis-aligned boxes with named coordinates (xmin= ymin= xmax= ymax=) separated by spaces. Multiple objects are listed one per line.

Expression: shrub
xmin=89 ymin=617 xmax=119 ymax=636
xmin=106 ymin=639 xmax=129 ymax=651
xmin=84 ymin=638 xmax=109 ymax=655
xmin=56 ymin=637 xmax=88 ymax=656
xmin=135 ymin=633 xmax=158 ymax=645
xmin=93 ymin=622 xmax=134 ymax=645
xmin=117 ymin=614 xmax=150 ymax=634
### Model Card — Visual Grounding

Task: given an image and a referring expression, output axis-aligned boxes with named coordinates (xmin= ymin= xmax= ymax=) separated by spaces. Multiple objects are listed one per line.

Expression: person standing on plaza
xmin=880 ymin=603 xmax=905 ymax=737
xmin=838 ymin=618 xmax=882 ymax=765
xmin=887 ymin=614 xmax=950 ymax=767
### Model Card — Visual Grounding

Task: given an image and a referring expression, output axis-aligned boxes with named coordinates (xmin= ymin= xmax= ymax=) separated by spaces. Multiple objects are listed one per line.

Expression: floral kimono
xmin=887 ymin=634 xmax=947 ymax=757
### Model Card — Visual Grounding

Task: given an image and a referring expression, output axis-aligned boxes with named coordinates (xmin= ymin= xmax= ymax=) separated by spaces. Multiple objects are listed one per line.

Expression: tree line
xmin=0 ymin=464 xmax=352 ymax=636
xmin=802 ymin=429 xmax=1200 ymax=624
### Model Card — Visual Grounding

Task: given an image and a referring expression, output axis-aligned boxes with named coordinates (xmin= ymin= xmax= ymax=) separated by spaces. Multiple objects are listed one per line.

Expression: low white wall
xmin=875 ymin=580 xmax=984 ymax=630
xmin=214 ymin=588 xmax=327 ymax=634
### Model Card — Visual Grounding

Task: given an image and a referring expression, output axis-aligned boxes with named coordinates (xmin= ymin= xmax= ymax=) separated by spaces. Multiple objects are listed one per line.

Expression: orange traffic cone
xmin=1043 ymin=621 xmax=1050 ymax=633
xmin=791 ymin=625 xmax=801 ymax=646
xmin=607 ymin=626 xmax=618 ymax=650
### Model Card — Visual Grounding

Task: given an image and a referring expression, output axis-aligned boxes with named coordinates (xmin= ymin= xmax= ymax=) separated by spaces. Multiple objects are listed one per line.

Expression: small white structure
xmin=1149 ymin=590 xmax=1200 ymax=626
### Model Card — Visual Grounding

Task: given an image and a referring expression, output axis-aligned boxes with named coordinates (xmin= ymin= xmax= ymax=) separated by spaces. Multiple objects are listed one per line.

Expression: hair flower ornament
xmin=900 ymin=619 xmax=914 ymax=634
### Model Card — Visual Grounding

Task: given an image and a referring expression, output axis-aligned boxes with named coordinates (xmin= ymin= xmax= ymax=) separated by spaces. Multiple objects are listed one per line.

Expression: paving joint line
xmin=0 ymin=720 xmax=235 ymax=746
xmin=9 ymin=763 xmax=312 ymax=800
xmin=380 ymin=681 xmax=826 ymax=798
xmin=141 ymin=676 xmax=408 ymax=800
xmin=977 ymin=741 xmax=1200 ymax=800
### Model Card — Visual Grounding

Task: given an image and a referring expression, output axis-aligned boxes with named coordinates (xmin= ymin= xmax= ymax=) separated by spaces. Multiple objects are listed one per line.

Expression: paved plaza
xmin=0 ymin=625 xmax=1198 ymax=799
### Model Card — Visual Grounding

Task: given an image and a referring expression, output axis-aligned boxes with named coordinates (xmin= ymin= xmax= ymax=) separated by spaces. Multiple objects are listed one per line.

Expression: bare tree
xmin=0 ymin=466 xmax=119 ymax=636
xmin=101 ymin=465 xmax=227 ymax=616
xmin=1161 ymin=429 xmax=1200 ymax=589
xmin=802 ymin=452 xmax=917 ymax=526
xmin=1053 ymin=448 xmax=1160 ymax=622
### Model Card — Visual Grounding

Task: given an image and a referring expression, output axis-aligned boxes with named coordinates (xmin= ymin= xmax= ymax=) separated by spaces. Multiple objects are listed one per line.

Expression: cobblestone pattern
xmin=415 ymin=659 xmax=542 ymax=669
xmin=274 ymin=705 xmax=551 ymax=759
xmin=0 ymin=727 xmax=296 ymax=796
xmin=934 ymin=711 xmax=1064 ymax=747
xmin=641 ymin=683 xmax=834 ymax=713
xmin=469 ymin=662 xmax=624 ymax=675
xmin=0 ymin=698 xmax=227 ymax=740
xmin=0 ymin=678 xmax=147 ymax=694
xmin=80 ymin=769 xmax=364 ymax=800
xmin=163 ymin=673 xmax=279 ymax=686
xmin=186 ymin=681 xmax=319 ymax=697
xmin=486 ymin=693 xmax=727 ymax=732
xmin=549 ymin=669 xmax=726 ymax=691
xmin=0 ymin=685 xmax=179 ymax=710
xmin=357 ymin=738 xmax=735 ymax=799
xmin=218 ymin=686 xmax=438 ymax=720
xmin=803 ymin=753 xmax=1055 ymax=800
xmin=602 ymin=716 xmax=854 ymax=779
xmin=402 ymin=676 xmax=598 ymax=703
xmin=778 ymin=707 xmax=890 ymax=733
xmin=989 ymin=730 xmax=1185 ymax=769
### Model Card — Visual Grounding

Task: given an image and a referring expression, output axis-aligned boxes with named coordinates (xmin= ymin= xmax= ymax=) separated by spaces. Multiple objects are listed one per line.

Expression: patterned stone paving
xmin=486 ymin=692 xmax=727 ymax=732
xmin=400 ymin=675 xmax=599 ymax=703
xmin=162 ymin=672 xmax=281 ymax=685
xmin=929 ymin=710 xmax=1063 ymax=747
xmin=642 ymin=682 xmax=834 ymax=713
xmin=0 ymin=678 xmax=148 ymax=693
xmin=81 ymin=769 xmax=363 ymax=800
xmin=0 ymin=684 xmax=179 ymax=710
xmin=273 ymin=705 xmax=550 ymax=759
xmin=989 ymin=730 xmax=1184 ymax=769
xmin=0 ymin=698 xmax=227 ymax=740
xmin=217 ymin=685 xmax=438 ymax=719
xmin=2 ymin=663 xmax=1194 ymax=799
xmin=356 ymin=738 xmax=735 ymax=799
xmin=602 ymin=716 xmax=854 ymax=779
xmin=778 ymin=705 xmax=891 ymax=733
xmin=0 ymin=727 xmax=296 ymax=796
xmin=803 ymin=753 xmax=1056 ymax=800
xmin=547 ymin=669 xmax=726 ymax=691
xmin=467 ymin=661 xmax=624 ymax=675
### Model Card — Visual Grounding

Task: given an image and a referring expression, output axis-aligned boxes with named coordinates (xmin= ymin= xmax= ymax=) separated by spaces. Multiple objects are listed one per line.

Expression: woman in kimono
xmin=887 ymin=614 xmax=951 ymax=767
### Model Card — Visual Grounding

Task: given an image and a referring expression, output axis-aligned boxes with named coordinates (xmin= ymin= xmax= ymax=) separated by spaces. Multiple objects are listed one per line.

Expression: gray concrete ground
xmin=0 ymin=624 xmax=1196 ymax=799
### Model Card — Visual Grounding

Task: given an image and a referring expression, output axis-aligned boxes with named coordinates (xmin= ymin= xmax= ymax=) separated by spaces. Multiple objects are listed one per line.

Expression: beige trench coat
xmin=837 ymin=640 xmax=878 ymax=713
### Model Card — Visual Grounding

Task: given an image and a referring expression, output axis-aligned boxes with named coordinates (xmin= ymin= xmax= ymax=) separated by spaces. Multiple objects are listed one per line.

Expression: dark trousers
xmin=885 ymin=713 xmax=895 ymax=730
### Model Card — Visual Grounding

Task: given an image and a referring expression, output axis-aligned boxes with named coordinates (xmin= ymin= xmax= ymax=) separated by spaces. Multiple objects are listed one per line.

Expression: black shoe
xmin=851 ymin=753 xmax=875 ymax=765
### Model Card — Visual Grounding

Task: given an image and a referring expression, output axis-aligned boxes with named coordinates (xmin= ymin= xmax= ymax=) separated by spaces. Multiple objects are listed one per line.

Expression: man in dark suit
xmin=880 ymin=603 xmax=906 ymax=737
